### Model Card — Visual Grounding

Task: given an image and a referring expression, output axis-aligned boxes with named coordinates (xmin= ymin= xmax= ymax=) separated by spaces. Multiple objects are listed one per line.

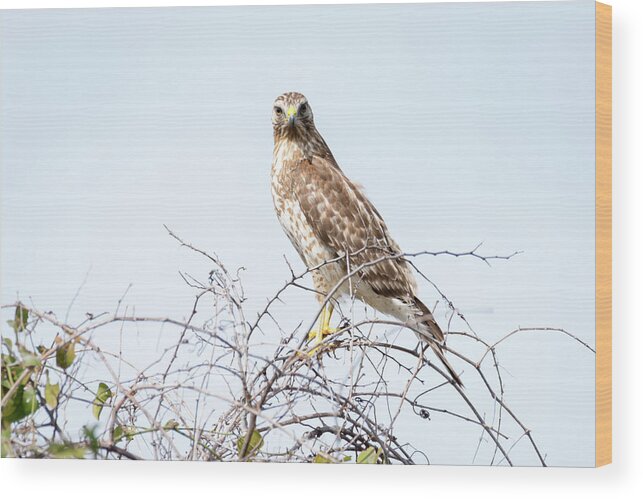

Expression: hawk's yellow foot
xmin=306 ymin=304 xmax=337 ymax=356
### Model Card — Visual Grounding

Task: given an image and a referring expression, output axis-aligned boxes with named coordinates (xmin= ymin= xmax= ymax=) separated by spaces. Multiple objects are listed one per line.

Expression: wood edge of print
xmin=595 ymin=1 xmax=612 ymax=468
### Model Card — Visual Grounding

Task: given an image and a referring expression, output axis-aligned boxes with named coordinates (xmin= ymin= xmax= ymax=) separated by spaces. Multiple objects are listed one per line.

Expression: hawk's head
xmin=272 ymin=92 xmax=315 ymax=138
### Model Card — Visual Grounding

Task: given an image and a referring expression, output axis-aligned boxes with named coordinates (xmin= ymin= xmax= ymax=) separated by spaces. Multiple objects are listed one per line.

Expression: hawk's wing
xmin=292 ymin=155 xmax=417 ymax=299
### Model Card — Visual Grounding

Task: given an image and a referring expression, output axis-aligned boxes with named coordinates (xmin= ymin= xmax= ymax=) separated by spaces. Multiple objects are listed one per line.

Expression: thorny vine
xmin=0 ymin=228 xmax=594 ymax=464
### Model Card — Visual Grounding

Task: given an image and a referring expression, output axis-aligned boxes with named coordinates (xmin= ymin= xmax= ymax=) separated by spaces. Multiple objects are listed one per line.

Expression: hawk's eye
xmin=300 ymin=103 xmax=307 ymax=113
xmin=274 ymin=107 xmax=283 ymax=115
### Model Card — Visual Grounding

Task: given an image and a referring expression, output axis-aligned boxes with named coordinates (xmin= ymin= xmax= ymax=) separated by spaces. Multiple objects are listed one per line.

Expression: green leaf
xmin=312 ymin=453 xmax=332 ymax=463
xmin=113 ymin=424 xmax=136 ymax=442
xmin=2 ymin=337 xmax=12 ymax=350
xmin=92 ymin=382 xmax=112 ymax=420
xmin=236 ymin=430 xmax=264 ymax=457
xmin=55 ymin=336 xmax=75 ymax=370
xmin=357 ymin=446 xmax=380 ymax=464
xmin=1 ymin=385 xmax=25 ymax=424
xmin=49 ymin=442 xmax=86 ymax=459
xmin=8 ymin=306 xmax=29 ymax=333
xmin=18 ymin=346 xmax=41 ymax=368
xmin=1 ymin=384 xmax=39 ymax=425
xmin=1 ymin=356 xmax=29 ymax=397
xmin=113 ymin=425 xmax=124 ymax=443
xmin=20 ymin=386 xmax=40 ymax=417
xmin=45 ymin=381 xmax=60 ymax=409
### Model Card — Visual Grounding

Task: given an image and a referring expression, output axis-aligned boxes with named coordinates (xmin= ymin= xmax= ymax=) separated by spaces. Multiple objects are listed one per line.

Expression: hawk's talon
xmin=306 ymin=329 xmax=337 ymax=357
xmin=306 ymin=303 xmax=340 ymax=357
xmin=306 ymin=340 xmax=340 ymax=358
xmin=306 ymin=327 xmax=338 ymax=343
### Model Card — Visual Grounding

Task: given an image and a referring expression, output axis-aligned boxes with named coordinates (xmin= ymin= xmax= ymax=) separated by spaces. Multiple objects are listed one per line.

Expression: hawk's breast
xmin=271 ymin=138 xmax=356 ymax=299
xmin=271 ymin=156 xmax=335 ymax=270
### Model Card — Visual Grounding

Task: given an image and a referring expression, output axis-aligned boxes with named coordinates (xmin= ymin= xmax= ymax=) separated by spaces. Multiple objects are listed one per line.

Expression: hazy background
xmin=1 ymin=1 xmax=596 ymax=466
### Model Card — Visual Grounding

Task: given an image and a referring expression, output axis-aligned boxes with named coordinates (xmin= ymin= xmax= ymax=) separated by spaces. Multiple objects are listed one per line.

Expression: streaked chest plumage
xmin=270 ymin=140 xmax=336 ymax=270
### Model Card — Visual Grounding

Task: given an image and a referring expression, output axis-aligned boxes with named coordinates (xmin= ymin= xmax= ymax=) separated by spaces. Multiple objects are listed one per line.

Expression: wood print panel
xmin=595 ymin=1 xmax=612 ymax=467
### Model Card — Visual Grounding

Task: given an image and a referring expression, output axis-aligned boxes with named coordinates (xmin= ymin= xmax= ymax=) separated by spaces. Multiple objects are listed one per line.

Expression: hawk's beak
xmin=287 ymin=106 xmax=297 ymax=126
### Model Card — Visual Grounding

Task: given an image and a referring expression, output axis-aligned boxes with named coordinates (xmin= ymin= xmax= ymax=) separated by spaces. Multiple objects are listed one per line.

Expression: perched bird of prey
xmin=270 ymin=91 xmax=462 ymax=386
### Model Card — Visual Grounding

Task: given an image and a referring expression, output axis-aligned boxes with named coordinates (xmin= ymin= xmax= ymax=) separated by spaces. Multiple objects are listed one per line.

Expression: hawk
xmin=270 ymin=91 xmax=462 ymax=386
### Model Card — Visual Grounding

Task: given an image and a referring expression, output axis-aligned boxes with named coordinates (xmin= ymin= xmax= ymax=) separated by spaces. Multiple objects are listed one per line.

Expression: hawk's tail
xmin=428 ymin=341 xmax=464 ymax=388
xmin=413 ymin=296 xmax=464 ymax=388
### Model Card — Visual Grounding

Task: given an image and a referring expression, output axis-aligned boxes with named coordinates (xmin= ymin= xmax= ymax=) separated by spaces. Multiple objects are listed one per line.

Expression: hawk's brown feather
xmin=292 ymin=155 xmax=417 ymax=300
